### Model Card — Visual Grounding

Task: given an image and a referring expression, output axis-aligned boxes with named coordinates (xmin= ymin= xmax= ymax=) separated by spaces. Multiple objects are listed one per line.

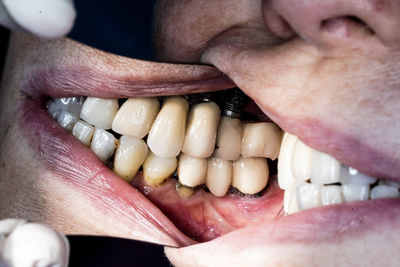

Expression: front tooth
xmin=182 ymin=102 xmax=220 ymax=158
xmin=241 ymin=122 xmax=282 ymax=159
xmin=342 ymin=184 xmax=370 ymax=202
xmin=113 ymin=136 xmax=148 ymax=182
xmin=277 ymin=133 xmax=297 ymax=189
xmin=206 ymin=157 xmax=232 ymax=197
xmin=56 ymin=110 xmax=78 ymax=132
xmin=291 ymin=138 xmax=313 ymax=181
xmin=177 ymin=153 xmax=207 ymax=187
xmin=232 ymin=157 xmax=269 ymax=195
xmin=147 ymin=97 xmax=189 ymax=158
xmin=296 ymin=182 xmax=321 ymax=210
xmin=90 ymin=128 xmax=117 ymax=162
xmin=284 ymin=188 xmax=299 ymax=214
xmin=310 ymin=151 xmax=340 ymax=184
xmin=321 ymin=185 xmax=343 ymax=206
xmin=340 ymin=166 xmax=377 ymax=185
xmin=213 ymin=116 xmax=242 ymax=161
xmin=143 ymin=151 xmax=178 ymax=187
xmin=72 ymin=120 xmax=94 ymax=146
xmin=112 ymin=98 xmax=159 ymax=138
xmin=370 ymin=185 xmax=400 ymax=199
xmin=80 ymin=97 xmax=119 ymax=129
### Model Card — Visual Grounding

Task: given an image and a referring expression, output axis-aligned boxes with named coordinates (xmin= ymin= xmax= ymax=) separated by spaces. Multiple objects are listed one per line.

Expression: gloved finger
xmin=0 ymin=0 xmax=76 ymax=39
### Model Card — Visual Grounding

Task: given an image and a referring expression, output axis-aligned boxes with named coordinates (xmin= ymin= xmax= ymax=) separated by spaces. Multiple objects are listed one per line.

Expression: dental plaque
xmin=47 ymin=89 xmax=400 ymax=216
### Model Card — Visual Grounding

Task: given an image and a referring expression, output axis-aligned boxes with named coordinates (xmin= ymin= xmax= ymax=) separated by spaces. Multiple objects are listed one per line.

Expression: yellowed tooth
xmin=241 ymin=122 xmax=282 ymax=159
xmin=213 ymin=116 xmax=242 ymax=161
xmin=232 ymin=157 xmax=269 ymax=195
xmin=80 ymin=97 xmax=119 ymax=129
xmin=182 ymin=102 xmax=220 ymax=158
xmin=143 ymin=151 xmax=178 ymax=187
xmin=112 ymin=98 xmax=159 ymax=138
xmin=113 ymin=136 xmax=148 ymax=182
xmin=147 ymin=97 xmax=189 ymax=158
xmin=176 ymin=182 xmax=195 ymax=199
xmin=177 ymin=153 xmax=207 ymax=187
xmin=206 ymin=157 xmax=232 ymax=197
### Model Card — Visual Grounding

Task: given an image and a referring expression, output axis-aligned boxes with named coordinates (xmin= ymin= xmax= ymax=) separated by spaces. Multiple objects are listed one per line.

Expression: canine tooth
xmin=80 ymin=97 xmax=119 ymax=129
xmin=143 ymin=152 xmax=177 ymax=187
xmin=72 ymin=120 xmax=94 ymax=146
xmin=90 ymin=128 xmax=117 ymax=162
xmin=147 ymin=97 xmax=189 ymax=158
xmin=311 ymin=151 xmax=340 ymax=184
xmin=342 ymin=184 xmax=370 ymax=202
xmin=112 ymin=98 xmax=159 ymax=138
xmin=113 ymin=136 xmax=148 ymax=182
xmin=56 ymin=110 xmax=78 ymax=132
xmin=48 ymin=97 xmax=85 ymax=119
xmin=213 ymin=116 xmax=242 ymax=161
xmin=284 ymin=188 xmax=299 ymax=214
xmin=291 ymin=138 xmax=313 ymax=181
xmin=296 ymin=182 xmax=321 ymax=210
xmin=182 ymin=102 xmax=220 ymax=158
xmin=370 ymin=185 xmax=400 ymax=199
xmin=277 ymin=133 xmax=297 ymax=189
xmin=206 ymin=157 xmax=232 ymax=197
xmin=241 ymin=122 xmax=282 ymax=159
xmin=321 ymin=185 xmax=343 ymax=206
xmin=340 ymin=166 xmax=377 ymax=185
xmin=178 ymin=153 xmax=207 ymax=187
xmin=232 ymin=157 xmax=269 ymax=195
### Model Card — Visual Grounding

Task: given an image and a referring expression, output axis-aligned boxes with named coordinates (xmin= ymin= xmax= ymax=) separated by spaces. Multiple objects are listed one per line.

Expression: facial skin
xmin=1 ymin=0 xmax=400 ymax=266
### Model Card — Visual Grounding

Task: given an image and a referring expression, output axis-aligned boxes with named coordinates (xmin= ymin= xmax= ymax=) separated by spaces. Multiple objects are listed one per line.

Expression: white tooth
xmin=178 ymin=153 xmax=207 ymax=187
xmin=310 ymin=151 xmax=340 ymax=184
xmin=232 ymin=157 xmax=269 ymax=195
xmin=113 ymin=136 xmax=148 ymax=182
xmin=284 ymin=188 xmax=299 ymax=214
xmin=340 ymin=165 xmax=377 ymax=185
xmin=291 ymin=138 xmax=313 ymax=181
xmin=277 ymin=133 xmax=297 ymax=189
xmin=143 ymin=151 xmax=178 ymax=187
xmin=72 ymin=120 xmax=94 ymax=146
xmin=147 ymin=97 xmax=189 ymax=158
xmin=342 ymin=184 xmax=370 ymax=202
xmin=80 ymin=97 xmax=119 ymax=129
xmin=182 ymin=102 xmax=220 ymax=158
xmin=296 ymin=182 xmax=321 ymax=210
xmin=241 ymin=122 xmax=282 ymax=159
xmin=47 ymin=97 xmax=85 ymax=119
xmin=112 ymin=98 xmax=160 ymax=138
xmin=379 ymin=179 xmax=400 ymax=189
xmin=56 ymin=110 xmax=78 ymax=132
xmin=321 ymin=185 xmax=343 ymax=206
xmin=90 ymin=128 xmax=117 ymax=162
xmin=213 ymin=116 xmax=242 ymax=161
xmin=370 ymin=185 xmax=400 ymax=199
xmin=206 ymin=157 xmax=232 ymax=197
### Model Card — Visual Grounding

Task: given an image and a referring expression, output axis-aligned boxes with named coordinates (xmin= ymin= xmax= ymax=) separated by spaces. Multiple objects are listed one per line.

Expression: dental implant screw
xmin=221 ymin=88 xmax=248 ymax=119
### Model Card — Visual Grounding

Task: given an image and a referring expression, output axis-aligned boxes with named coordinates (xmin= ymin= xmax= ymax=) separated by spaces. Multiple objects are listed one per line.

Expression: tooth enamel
xmin=232 ymin=157 xmax=269 ymax=195
xmin=310 ymin=151 xmax=340 ymax=185
xmin=112 ymin=98 xmax=160 ymax=138
xmin=182 ymin=102 xmax=220 ymax=158
xmin=379 ymin=179 xmax=400 ymax=189
xmin=113 ymin=136 xmax=148 ymax=182
xmin=342 ymin=184 xmax=370 ymax=202
xmin=241 ymin=122 xmax=282 ymax=159
xmin=147 ymin=97 xmax=189 ymax=158
xmin=178 ymin=153 xmax=207 ymax=187
xmin=296 ymin=182 xmax=321 ymax=210
xmin=284 ymin=188 xmax=299 ymax=214
xmin=291 ymin=138 xmax=313 ymax=181
xmin=80 ymin=97 xmax=119 ymax=129
xmin=370 ymin=185 xmax=400 ymax=199
xmin=321 ymin=185 xmax=343 ymax=206
xmin=72 ymin=120 xmax=94 ymax=146
xmin=277 ymin=133 xmax=297 ymax=189
xmin=143 ymin=151 xmax=178 ymax=187
xmin=213 ymin=116 xmax=242 ymax=161
xmin=206 ymin=157 xmax=232 ymax=197
xmin=90 ymin=128 xmax=117 ymax=162
xmin=340 ymin=166 xmax=377 ymax=185
xmin=47 ymin=97 xmax=85 ymax=119
xmin=56 ymin=110 xmax=78 ymax=132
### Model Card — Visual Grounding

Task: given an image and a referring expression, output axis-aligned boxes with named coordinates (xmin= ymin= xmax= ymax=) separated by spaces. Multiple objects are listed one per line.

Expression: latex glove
xmin=0 ymin=218 xmax=69 ymax=267
xmin=0 ymin=0 xmax=76 ymax=38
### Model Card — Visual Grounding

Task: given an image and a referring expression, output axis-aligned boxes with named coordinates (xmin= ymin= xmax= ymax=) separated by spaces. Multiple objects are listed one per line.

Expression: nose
xmin=262 ymin=0 xmax=400 ymax=49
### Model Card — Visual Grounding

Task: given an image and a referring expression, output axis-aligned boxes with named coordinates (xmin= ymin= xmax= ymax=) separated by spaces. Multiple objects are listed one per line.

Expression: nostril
xmin=320 ymin=16 xmax=375 ymax=37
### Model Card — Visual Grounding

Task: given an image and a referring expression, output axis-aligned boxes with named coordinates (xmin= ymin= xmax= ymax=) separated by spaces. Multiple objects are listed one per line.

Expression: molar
xmin=232 ymin=156 xmax=269 ymax=195
xmin=206 ymin=157 xmax=232 ymax=197
xmin=90 ymin=128 xmax=117 ymax=162
xmin=143 ymin=151 xmax=178 ymax=187
xmin=72 ymin=120 xmax=94 ymax=147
